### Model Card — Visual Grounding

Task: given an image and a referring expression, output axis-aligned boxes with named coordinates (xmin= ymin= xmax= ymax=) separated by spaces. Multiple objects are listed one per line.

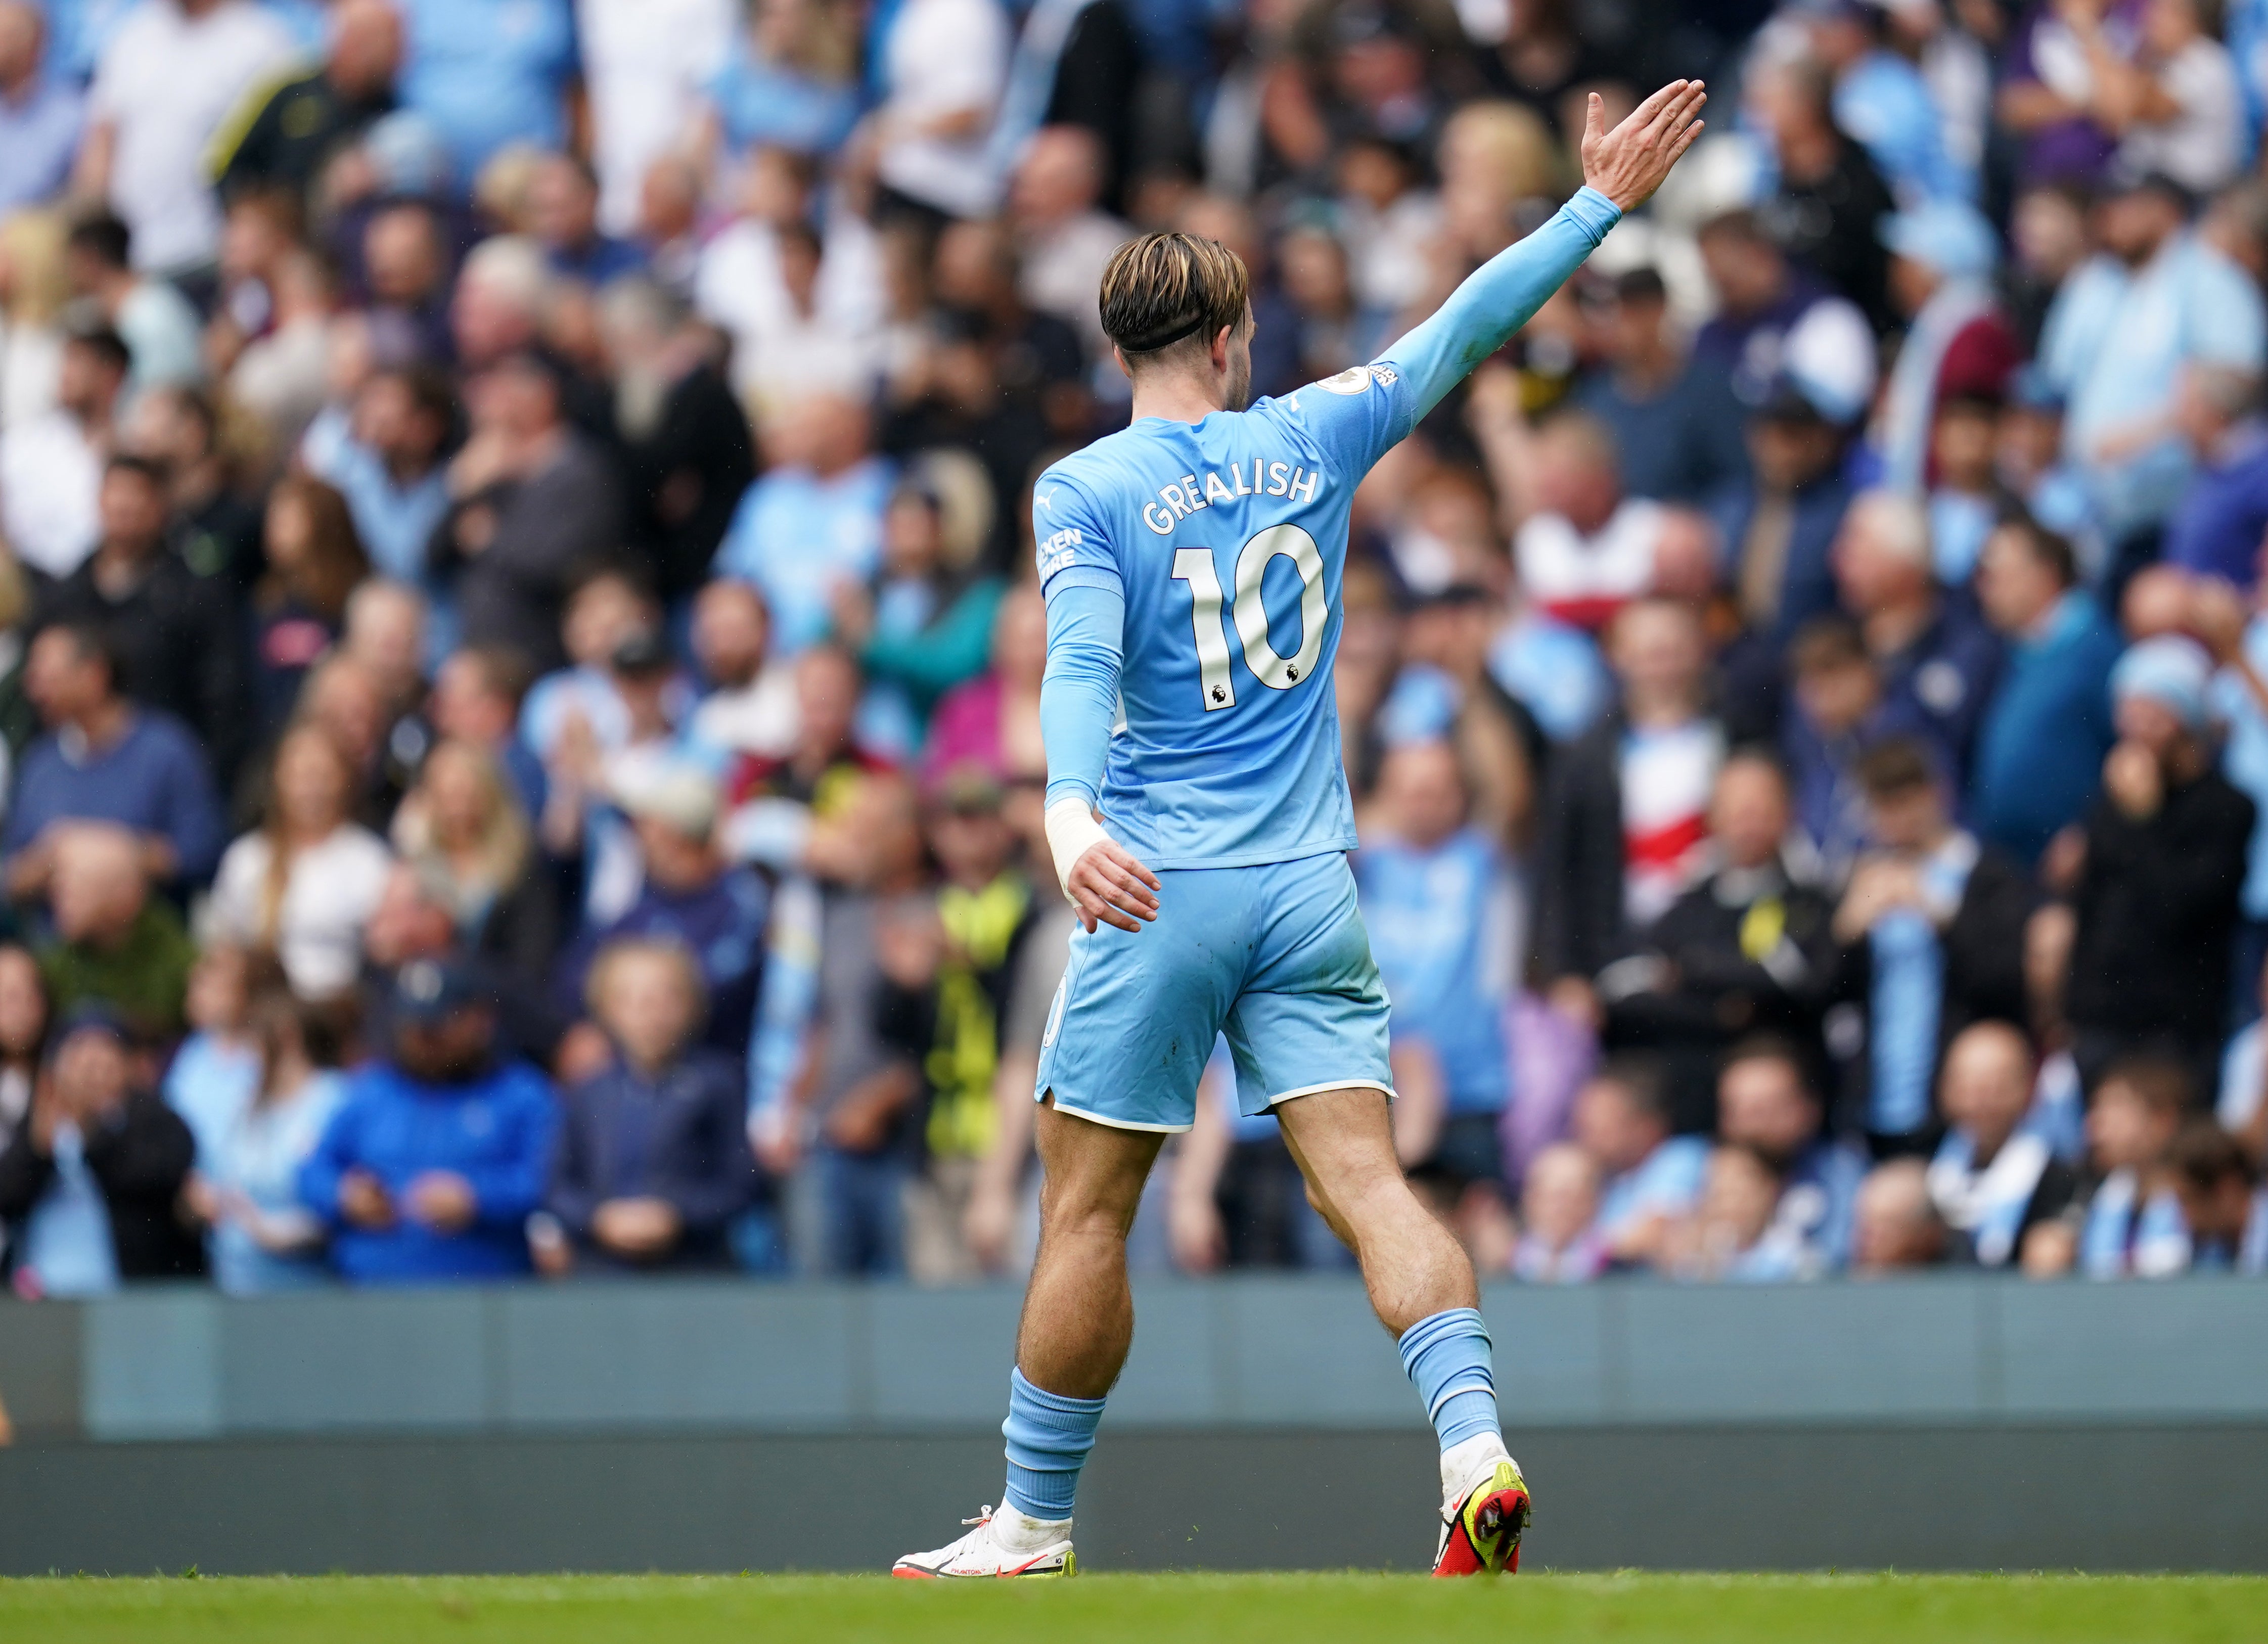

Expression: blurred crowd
xmin=3 ymin=0 xmax=2268 ymax=1296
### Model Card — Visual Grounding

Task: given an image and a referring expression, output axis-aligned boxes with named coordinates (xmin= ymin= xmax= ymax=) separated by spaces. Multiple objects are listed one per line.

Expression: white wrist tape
xmin=1043 ymin=797 xmax=1113 ymax=899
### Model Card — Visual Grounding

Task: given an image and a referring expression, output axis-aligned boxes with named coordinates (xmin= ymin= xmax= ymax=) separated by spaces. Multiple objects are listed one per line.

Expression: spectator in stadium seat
xmin=863 ymin=0 xmax=1010 ymax=229
xmin=713 ymin=393 xmax=891 ymax=658
xmin=1873 ymin=200 xmax=2023 ymax=495
xmin=554 ymin=759 xmax=770 ymax=1061
xmin=1471 ymin=373 xmax=1668 ymax=635
xmin=1569 ymin=1058 xmax=1709 ymax=1269
xmin=1354 ymin=742 xmax=1516 ymax=1196
xmin=1830 ymin=491 xmax=2004 ymax=781
xmin=1827 ymin=738 xmax=2033 ymax=1154
xmin=431 ymin=350 xmax=626 ymax=676
xmin=35 ymin=452 xmax=253 ymax=788
xmin=1782 ymin=615 xmax=1941 ymax=881
xmin=0 ymin=1004 xmax=202 ymax=1294
xmin=4 ymin=624 xmax=226 ymax=892
xmin=1008 ymin=125 xmax=1131 ymax=367
xmin=126 ymin=385 xmax=263 ymax=593
xmin=1969 ymin=516 xmax=2122 ymax=867
xmin=1849 ymin=1157 xmax=1954 ymax=1272
xmin=212 ymin=0 xmax=401 ymax=200
xmin=2067 ymin=1057 xmax=2193 ymax=1278
xmin=2161 ymin=364 xmax=2268 ymax=588
xmin=1748 ymin=52 xmax=1897 ymax=333
xmin=249 ymin=477 xmax=371 ymax=739
xmin=1511 ymin=1141 xmax=1607 ymax=1284
xmin=2065 ymin=636 xmax=2254 ymax=1092
xmin=597 ymin=279 xmax=756 ymax=605
xmin=390 ymin=739 xmax=558 ymax=996
xmin=1602 ymin=753 xmax=1835 ymax=1134
xmin=2164 ymin=1119 xmax=2268 ymax=1272
xmin=205 ymin=723 xmax=396 ymax=1001
xmin=2039 ymin=170 xmax=2267 ymax=549
xmin=1925 ymin=1021 xmax=2080 ymax=1267
xmin=689 ymin=578 xmax=799 ymax=763
xmin=1572 ymin=265 xmax=1748 ymax=506
xmin=186 ymin=987 xmax=349 ymax=1294
xmin=1716 ymin=1038 xmax=1868 ymax=1271
xmin=393 ymin=0 xmax=580 ymax=184
xmin=528 ymin=152 xmax=647 ymax=288
xmin=428 ymin=645 xmax=547 ymax=821
xmin=0 ymin=4 xmax=81 ymax=216
xmin=1534 ymin=598 xmax=1723 ymax=1025
xmin=162 ymin=941 xmax=267 ymax=1171
xmin=36 ymin=823 xmax=196 ymax=1045
xmin=73 ymin=0 xmax=296 ymax=276
xmin=0 ymin=323 xmax=126 ymax=582
xmin=360 ymin=865 xmax=566 ymax=1072
xmin=1798 ymin=0 xmax=1973 ymax=206
xmin=1666 ymin=1142 xmax=1809 ymax=1282
xmin=540 ymin=937 xmax=753 ymax=1273
xmin=300 ymin=957 xmax=558 ymax=1284
xmin=0 ymin=945 xmax=50 ymax=1159
xmin=301 ymin=366 xmax=455 ymax=625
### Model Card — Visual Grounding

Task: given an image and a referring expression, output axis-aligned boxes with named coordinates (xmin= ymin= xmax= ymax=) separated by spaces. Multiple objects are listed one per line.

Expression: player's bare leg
xmin=1278 ymin=1088 xmax=1530 ymax=1576
xmin=1016 ymin=1101 xmax=1167 ymax=1395
xmin=893 ymin=1100 xmax=1161 ymax=1578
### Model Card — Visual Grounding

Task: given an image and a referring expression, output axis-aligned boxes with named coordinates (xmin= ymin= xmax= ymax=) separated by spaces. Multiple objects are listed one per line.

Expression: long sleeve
xmin=460 ymin=1076 xmax=560 ymax=1229
xmin=1381 ymin=187 xmax=1623 ymax=426
xmin=1039 ymin=579 xmax=1125 ymax=812
xmin=863 ymin=578 xmax=1008 ymax=704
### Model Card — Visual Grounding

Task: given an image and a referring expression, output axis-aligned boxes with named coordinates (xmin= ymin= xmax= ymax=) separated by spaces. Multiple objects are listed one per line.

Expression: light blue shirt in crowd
xmin=2041 ymin=234 xmax=2268 ymax=539
xmin=714 ymin=458 xmax=893 ymax=658
xmin=1488 ymin=610 xmax=1609 ymax=742
xmin=302 ymin=408 xmax=458 ymax=659
xmin=1834 ymin=49 xmax=1974 ymax=204
xmin=1866 ymin=832 xmax=1979 ymax=1137
xmin=2213 ymin=617 xmax=2268 ymax=920
xmin=209 ymin=1072 xmax=345 ymax=1295
xmin=395 ymin=0 xmax=578 ymax=180
xmin=0 ymin=74 xmax=83 ymax=213
xmin=19 ymin=1123 xmax=119 ymax=1298
xmin=1597 ymin=1134 xmax=1709 ymax=1248
xmin=163 ymin=1030 xmax=261 ymax=1171
xmin=1355 ymin=828 xmax=1514 ymax=1115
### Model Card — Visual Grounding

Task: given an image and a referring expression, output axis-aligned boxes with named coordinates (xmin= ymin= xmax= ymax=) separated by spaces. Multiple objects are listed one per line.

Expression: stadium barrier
xmin=4 ymin=1276 xmax=2267 ymax=1571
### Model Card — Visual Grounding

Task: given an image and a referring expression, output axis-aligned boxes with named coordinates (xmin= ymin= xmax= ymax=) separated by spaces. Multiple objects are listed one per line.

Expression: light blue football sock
xmin=1397 ymin=1307 xmax=1502 ymax=1452
xmin=1001 ymin=1366 xmax=1106 ymax=1520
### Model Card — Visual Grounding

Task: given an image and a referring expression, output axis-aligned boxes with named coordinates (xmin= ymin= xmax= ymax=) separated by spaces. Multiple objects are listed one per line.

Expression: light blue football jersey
xmin=1031 ymin=362 xmax=1413 ymax=868
xmin=1032 ymin=185 xmax=1623 ymax=872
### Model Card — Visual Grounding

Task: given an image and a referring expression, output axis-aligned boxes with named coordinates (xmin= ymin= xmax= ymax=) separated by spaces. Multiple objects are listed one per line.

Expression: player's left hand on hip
xmin=1581 ymin=78 xmax=1707 ymax=212
xmin=1066 ymin=839 xmax=1161 ymax=934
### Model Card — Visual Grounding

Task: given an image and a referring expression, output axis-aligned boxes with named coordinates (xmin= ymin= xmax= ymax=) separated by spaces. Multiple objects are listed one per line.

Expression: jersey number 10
xmin=1171 ymin=524 xmax=1328 ymax=712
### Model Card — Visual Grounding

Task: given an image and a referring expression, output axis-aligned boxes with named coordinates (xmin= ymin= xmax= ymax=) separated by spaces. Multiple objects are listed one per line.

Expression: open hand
xmin=1066 ymin=839 xmax=1162 ymax=935
xmin=1581 ymin=79 xmax=1708 ymax=212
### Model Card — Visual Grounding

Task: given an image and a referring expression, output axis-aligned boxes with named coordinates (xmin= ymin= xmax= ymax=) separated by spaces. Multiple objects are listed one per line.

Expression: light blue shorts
xmin=1034 ymin=852 xmax=1394 ymax=1133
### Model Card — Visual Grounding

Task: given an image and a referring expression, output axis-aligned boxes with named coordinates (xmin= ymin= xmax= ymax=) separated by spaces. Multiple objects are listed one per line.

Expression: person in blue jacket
xmin=299 ymin=958 xmax=557 ymax=1284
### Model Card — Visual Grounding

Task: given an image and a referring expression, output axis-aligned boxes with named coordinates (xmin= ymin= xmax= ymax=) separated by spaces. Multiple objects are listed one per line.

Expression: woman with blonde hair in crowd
xmin=390 ymin=738 xmax=559 ymax=989
xmin=0 ymin=208 xmax=69 ymax=433
xmin=207 ymin=721 xmax=394 ymax=998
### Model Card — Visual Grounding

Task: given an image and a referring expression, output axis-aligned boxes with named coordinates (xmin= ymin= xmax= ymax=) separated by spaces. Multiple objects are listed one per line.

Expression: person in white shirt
xmin=0 ymin=325 xmax=125 ymax=581
xmin=2092 ymin=0 xmax=2244 ymax=195
xmin=73 ymin=0 xmax=297 ymax=275
xmin=865 ymin=0 xmax=1010 ymax=223
xmin=206 ymin=723 xmax=394 ymax=1000
xmin=574 ymin=0 xmax=735 ymax=236
xmin=1008 ymin=124 xmax=1132 ymax=364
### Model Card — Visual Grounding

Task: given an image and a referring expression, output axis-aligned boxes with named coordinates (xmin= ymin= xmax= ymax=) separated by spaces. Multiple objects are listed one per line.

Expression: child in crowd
xmin=2164 ymin=1121 xmax=2268 ymax=1273
xmin=2071 ymin=1059 xmax=2193 ymax=1279
xmin=1670 ymin=1144 xmax=1809 ymax=1282
xmin=542 ymin=938 xmax=754 ymax=1273
xmin=163 ymin=942 xmax=277 ymax=1170
xmin=189 ymin=989 xmax=349 ymax=1294
xmin=1513 ymin=1142 xmax=1607 ymax=1283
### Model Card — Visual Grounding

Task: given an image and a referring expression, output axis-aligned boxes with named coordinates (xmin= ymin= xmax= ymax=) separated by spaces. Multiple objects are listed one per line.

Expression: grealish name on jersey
xmin=1140 ymin=461 xmax=1324 ymax=535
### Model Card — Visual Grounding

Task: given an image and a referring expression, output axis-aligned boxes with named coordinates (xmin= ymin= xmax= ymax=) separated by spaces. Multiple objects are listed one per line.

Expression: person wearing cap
xmin=554 ymin=755 xmax=771 ymax=1059
xmin=2065 ymin=634 xmax=2255 ymax=1091
xmin=299 ymin=957 xmax=559 ymax=1284
xmin=1873 ymin=199 xmax=2021 ymax=493
xmin=1969 ymin=514 xmax=2124 ymax=866
xmin=2038 ymin=169 xmax=2265 ymax=547
xmin=0 ymin=1004 xmax=202 ymax=1295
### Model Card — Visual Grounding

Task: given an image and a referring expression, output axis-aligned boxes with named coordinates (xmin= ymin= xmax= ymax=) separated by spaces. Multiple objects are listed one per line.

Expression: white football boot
xmin=892 ymin=1503 xmax=1076 ymax=1578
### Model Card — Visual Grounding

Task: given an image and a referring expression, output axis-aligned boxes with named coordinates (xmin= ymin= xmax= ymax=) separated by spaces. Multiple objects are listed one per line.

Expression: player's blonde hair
xmin=1098 ymin=232 xmax=1250 ymax=365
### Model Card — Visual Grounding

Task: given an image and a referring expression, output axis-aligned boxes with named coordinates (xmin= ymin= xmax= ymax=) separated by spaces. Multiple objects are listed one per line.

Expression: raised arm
xmin=1384 ymin=80 xmax=1707 ymax=424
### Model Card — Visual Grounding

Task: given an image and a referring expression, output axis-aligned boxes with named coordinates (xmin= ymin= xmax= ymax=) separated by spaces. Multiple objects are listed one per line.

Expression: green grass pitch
xmin=4 ymin=1573 xmax=2266 ymax=1643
